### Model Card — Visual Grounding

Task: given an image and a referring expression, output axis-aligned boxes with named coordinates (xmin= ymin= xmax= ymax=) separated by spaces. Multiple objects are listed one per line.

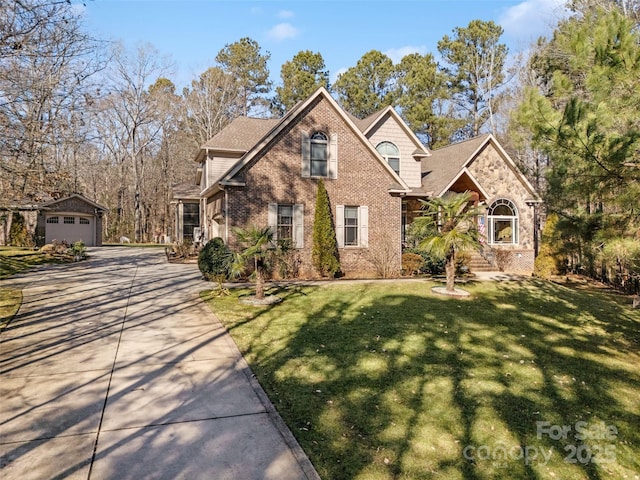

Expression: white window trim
xmin=268 ymin=203 xmax=304 ymax=248
xmin=336 ymin=205 xmax=368 ymax=248
xmin=487 ymin=199 xmax=519 ymax=245
xmin=301 ymin=130 xmax=337 ymax=179
xmin=376 ymin=141 xmax=400 ymax=175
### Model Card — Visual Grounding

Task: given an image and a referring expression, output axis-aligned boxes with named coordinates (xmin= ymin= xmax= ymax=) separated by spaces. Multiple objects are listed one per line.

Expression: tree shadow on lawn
xmin=213 ymin=280 xmax=640 ymax=480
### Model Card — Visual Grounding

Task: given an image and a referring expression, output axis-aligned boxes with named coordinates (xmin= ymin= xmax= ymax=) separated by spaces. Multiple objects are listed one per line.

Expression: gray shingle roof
xmin=358 ymin=109 xmax=387 ymax=131
xmin=343 ymin=109 xmax=387 ymax=132
xmin=172 ymin=182 xmax=200 ymax=199
xmin=202 ymin=117 xmax=280 ymax=151
xmin=419 ymin=134 xmax=491 ymax=196
xmin=41 ymin=193 xmax=108 ymax=211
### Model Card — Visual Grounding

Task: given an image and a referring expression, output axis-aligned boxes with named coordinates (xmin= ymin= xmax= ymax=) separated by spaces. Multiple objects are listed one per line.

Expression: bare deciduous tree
xmin=182 ymin=67 xmax=239 ymax=148
xmin=0 ymin=0 xmax=106 ymax=199
xmin=99 ymin=43 xmax=173 ymax=242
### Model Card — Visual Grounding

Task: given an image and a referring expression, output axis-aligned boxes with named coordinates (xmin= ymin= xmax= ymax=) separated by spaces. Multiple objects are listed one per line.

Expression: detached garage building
xmin=38 ymin=194 xmax=107 ymax=247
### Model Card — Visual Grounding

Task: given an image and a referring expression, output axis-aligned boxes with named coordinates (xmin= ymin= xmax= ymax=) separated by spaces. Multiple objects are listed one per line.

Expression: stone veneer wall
xmin=224 ymin=95 xmax=402 ymax=278
xmin=468 ymin=144 xmax=537 ymax=273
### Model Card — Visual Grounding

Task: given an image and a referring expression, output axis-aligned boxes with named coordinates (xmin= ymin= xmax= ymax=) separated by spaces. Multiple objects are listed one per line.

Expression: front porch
xmin=401 ymin=178 xmax=536 ymax=275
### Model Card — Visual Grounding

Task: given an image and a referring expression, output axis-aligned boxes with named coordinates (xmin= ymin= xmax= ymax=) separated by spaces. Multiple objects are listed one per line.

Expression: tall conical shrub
xmin=312 ymin=179 xmax=340 ymax=277
xmin=9 ymin=212 xmax=31 ymax=247
xmin=534 ymin=213 xmax=563 ymax=278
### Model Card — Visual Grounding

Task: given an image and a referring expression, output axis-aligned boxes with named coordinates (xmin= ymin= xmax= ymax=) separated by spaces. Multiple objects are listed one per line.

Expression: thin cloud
xmin=331 ymin=67 xmax=348 ymax=85
xmin=384 ymin=45 xmax=428 ymax=64
xmin=278 ymin=10 xmax=294 ymax=19
xmin=499 ymin=0 xmax=569 ymax=44
xmin=267 ymin=22 xmax=300 ymax=41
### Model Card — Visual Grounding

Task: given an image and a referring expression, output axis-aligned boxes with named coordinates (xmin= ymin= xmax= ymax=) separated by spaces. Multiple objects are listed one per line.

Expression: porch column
xmin=176 ymin=201 xmax=184 ymax=243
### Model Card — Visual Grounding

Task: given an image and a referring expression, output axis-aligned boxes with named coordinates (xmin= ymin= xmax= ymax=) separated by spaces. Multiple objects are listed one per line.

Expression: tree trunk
xmin=445 ymin=252 xmax=456 ymax=292
xmin=255 ymin=265 xmax=265 ymax=299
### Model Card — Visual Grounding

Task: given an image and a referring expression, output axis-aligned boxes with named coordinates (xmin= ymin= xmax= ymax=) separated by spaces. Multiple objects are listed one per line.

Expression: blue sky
xmin=81 ymin=0 xmax=568 ymax=90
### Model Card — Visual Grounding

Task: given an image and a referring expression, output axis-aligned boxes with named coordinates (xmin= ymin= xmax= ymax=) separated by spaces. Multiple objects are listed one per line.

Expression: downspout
xmin=201 ymin=148 xmax=210 ymax=242
xmin=93 ymin=209 xmax=97 ymax=247
xmin=200 ymin=197 xmax=206 ymax=241
xmin=533 ymin=203 xmax=539 ymax=258
xmin=224 ymin=186 xmax=229 ymax=244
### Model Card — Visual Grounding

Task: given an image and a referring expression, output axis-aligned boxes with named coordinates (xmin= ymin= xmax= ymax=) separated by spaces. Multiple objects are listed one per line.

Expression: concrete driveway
xmin=0 ymin=248 xmax=319 ymax=480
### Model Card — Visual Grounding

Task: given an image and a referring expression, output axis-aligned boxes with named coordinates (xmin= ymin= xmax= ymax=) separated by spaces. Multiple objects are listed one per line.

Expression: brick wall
xmin=225 ymin=95 xmax=402 ymax=278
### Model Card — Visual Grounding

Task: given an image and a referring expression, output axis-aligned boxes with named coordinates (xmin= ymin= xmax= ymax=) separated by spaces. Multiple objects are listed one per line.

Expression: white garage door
xmin=45 ymin=215 xmax=95 ymax=246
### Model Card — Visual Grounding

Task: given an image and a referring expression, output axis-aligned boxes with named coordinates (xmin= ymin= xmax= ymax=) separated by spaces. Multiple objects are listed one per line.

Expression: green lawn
xmin=0 ymin=287 xmax=21 ymax=331
xmin=0 ymin=247 xmax=59 ymax=278
xmin=203 ymin=279 xmax=640 ymax=480
xmin=0 ymin=247 xmax=61 ymax=330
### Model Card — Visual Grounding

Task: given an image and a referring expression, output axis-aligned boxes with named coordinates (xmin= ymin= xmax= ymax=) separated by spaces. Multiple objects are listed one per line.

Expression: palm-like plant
xmin=229 ymin=226 xmax=274 ymax=300
xmin=414 ymin=191 xmax=482 ymax=292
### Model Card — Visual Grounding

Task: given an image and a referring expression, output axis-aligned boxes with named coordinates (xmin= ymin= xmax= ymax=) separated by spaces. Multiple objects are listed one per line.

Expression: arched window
xmin=310 ymin=131 xmax=328 ymax=176
xmin=487 ymin=199 xmax=518 ymax=244
xmin=376 ymin=141 xmax=400 ymax=174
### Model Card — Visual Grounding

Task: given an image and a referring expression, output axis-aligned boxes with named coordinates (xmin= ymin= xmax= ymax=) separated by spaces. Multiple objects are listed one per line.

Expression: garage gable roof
xmin=41 ymin=193 xmax=108 ymax=212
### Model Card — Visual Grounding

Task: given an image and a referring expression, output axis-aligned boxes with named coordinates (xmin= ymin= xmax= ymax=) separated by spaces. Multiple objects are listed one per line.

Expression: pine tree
xmin=312 ymin=180 xmax=341 ymax=277
xmin=437 ymin=19 xmax=508 ymax=137
xmin=332 ymin=50 xmax=397 ymax=118
xmin=516 ymin=7 xmax=640 ymax=273
xmin=273 ymin=50 xmax=329 ymax=114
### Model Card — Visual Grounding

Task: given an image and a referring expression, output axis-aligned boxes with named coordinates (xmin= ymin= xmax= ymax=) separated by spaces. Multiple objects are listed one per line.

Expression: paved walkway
xmin=0 ymin=248 xmax=319 ymax=480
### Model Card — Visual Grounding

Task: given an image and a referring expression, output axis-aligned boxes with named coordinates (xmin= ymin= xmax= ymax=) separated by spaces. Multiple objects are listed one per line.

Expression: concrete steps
xmin=468 ymin=252 xmax=495 ymax=272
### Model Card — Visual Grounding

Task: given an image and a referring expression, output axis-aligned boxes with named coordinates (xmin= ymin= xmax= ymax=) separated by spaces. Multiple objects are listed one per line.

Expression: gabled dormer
xmin=194 ymin=117 xmax=279 ymax=194
xmin=358 ymin=106 xmax=430 ymax=189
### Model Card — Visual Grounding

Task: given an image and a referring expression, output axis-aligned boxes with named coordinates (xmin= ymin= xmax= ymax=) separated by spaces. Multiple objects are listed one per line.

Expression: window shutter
xmin=301 ymin=131 xmax=311 ymax=178
xmin=329 ymin=133 xmax=338 ymax=179
xmin=293 ymin=204 xmax=304 ymax=249
xmin=268 ymin=203 xmax=278 ymax=239
xmin=359 ymin=205 xmax=369 ymax=248
xmin=336 ymin=204 xmax=345 ymax=248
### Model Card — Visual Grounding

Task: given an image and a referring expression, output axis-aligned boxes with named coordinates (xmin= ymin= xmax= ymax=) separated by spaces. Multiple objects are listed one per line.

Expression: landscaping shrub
xmin=198 ymin=237 xmax=230 ymax=281
xmin=401 ymin=252 xmax=423 ymax=276
xmin=274 ymin=239 xmax=301 ymax=279
xmin=403 ymin=248 xmax=445 ymax=275
xmin=410 ymin=236 xmax=472 ymax=276
xmin=70 ymin=241 xmax=87 ymax=260
xmin=9 ymin=212 xmax=33 ymax=247
xmin=42 ymin=240 xmax=69 ymax=255
xmin=173 ymin=239 xmax=194 ymax=258
xmin=534 ymin=213 xmax=563 ymax=278
xmin=312 ymin=179 xmax=341 ymax=277
xmin=365 ymin=233 xmax=400 ymax=278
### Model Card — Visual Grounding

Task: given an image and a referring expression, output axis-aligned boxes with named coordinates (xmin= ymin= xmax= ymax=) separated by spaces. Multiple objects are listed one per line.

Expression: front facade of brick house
xmin=174 ymin=87 xmax=541 ymax=277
